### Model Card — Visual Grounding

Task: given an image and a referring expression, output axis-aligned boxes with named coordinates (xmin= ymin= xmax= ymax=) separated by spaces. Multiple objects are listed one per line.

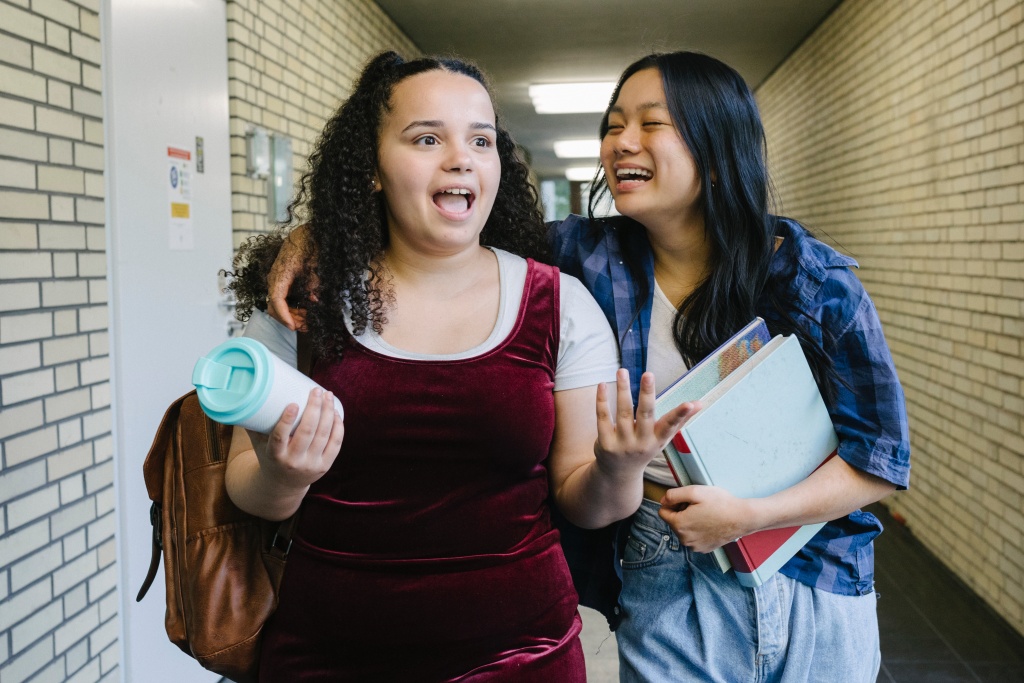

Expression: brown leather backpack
xmin=136 ymin=334 xmax=309 ymax=683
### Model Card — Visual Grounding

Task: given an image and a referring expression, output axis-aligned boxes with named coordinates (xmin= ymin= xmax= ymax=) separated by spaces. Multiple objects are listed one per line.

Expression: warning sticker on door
xmin=168 ymin=146 xmax=193 ymax=250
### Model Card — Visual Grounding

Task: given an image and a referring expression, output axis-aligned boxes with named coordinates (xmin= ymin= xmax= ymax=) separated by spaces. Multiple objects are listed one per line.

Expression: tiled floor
xmin=579 ymin=503 xmax=1024 ymax=682
xmin=872 ymin=504 xmax=1024 ymax=682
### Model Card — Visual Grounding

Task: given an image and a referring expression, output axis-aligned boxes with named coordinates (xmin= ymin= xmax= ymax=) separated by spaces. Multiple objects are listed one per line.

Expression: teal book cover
xmin=671 ymin=334 xmax=838 ymax=587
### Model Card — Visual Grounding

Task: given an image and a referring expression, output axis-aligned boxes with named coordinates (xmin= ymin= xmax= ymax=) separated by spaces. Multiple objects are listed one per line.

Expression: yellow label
xmin=170 ymin=202 xmax=191 ymax=219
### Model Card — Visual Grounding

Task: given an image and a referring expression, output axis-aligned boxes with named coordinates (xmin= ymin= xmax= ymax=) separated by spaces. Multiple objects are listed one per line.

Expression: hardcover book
xmin=657 ymin=323 xmax=837 ymax=587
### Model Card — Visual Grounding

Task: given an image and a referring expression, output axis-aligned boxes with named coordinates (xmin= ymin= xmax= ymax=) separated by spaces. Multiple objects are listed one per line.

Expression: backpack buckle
xmin=269 ymin=530 xmax=292 ymax=557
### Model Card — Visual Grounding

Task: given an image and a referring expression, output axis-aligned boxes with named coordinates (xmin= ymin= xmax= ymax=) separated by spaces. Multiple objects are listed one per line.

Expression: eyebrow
xmin=608 ymin=102 xmax=668 ymax=115
xmin=401 ymin=120 xmax=497 ymax=133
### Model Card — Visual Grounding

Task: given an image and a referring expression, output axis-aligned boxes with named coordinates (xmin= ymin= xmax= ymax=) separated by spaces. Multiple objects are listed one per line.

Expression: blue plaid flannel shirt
xmin=549 ymin=214 xmax=910 ymax=620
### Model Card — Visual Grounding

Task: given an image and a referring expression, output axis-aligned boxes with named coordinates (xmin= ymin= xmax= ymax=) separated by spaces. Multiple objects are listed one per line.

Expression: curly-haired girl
xmin=225 ymin=51 xmax=696 ymax=681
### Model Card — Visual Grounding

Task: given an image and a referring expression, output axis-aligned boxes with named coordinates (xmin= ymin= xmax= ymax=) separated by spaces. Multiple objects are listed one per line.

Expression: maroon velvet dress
xmin=259 ymin=260 xmax=586 ymax=681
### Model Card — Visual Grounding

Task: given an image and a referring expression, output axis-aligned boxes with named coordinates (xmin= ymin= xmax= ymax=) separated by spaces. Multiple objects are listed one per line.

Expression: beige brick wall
xmin=0 ymin=0 xmax=119 ymax=680
xmin=758 ymin=0 xmax=1024 ymax=635
xmin=225 ymin=0 xmax=418 ymax=246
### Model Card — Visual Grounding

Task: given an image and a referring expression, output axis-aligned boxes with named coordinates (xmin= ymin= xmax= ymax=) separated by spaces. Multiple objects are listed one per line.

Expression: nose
xmin=445 ymin=139 xmax=473 ymax=172
xmin=613 ymin=123 xmax=641 ymax=155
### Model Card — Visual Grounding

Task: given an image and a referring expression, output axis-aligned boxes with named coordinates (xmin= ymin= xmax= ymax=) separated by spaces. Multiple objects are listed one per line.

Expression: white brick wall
xmin=226 ymin=0 xmax=419 ymax=245
xmin=0 ymin=0 xmax=116 ymax=679
xmin=758 ymin=0 xmax=1024 ymax=636
xmin=0 ymin=1 xmax=419 ymax=678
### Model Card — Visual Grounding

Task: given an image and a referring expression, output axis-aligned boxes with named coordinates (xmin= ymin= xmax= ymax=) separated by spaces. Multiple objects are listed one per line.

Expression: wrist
xmin=743 ymin=496 xmax=772 ymax=535
xmin=253 ymin=465 xmax=310 ymax=506
xmin=592 ymin=443 xmax=646 ymax=484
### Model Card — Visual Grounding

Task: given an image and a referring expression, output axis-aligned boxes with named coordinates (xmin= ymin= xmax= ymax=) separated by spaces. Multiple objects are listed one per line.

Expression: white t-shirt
xmin=643 ymin=280 xmax=690 ymax=487
xmin=243 ymin=248 xmax=619 ymax=392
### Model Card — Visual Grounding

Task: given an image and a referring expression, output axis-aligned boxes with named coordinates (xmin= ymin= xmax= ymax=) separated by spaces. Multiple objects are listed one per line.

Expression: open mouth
xmin=432 ymin=187 xmax=475 ymax=216
xmin=615 ymin=168 xmax=653 ymax=184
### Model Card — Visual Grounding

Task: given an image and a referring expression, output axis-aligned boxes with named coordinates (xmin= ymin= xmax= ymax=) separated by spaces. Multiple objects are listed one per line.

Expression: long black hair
xmin=589 ymin=51 xmax=840 ymax=402
xmin=228 ymin=51 xmax=548 ymax=359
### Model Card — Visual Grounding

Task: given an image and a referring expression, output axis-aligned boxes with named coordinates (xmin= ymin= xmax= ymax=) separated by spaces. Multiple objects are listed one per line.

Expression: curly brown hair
xmin=227 ymin=51 xmax=550 ymax=360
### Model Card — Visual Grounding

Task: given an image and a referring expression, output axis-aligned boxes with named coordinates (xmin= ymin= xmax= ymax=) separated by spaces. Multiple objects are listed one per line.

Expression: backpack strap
xmin=296 ymin=329 xmax=313 ymax=375
xmin=137 ymin=500 xmax=163 ymax=601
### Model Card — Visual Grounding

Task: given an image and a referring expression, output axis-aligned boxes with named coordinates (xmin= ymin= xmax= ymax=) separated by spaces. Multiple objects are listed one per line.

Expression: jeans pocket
xmin=620 ymin=520 xmax=672 ymax=570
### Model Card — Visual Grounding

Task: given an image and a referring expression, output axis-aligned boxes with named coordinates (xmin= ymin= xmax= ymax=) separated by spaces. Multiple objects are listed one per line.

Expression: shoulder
xmin=553 ymin=272 xmax=618 ymax=390
xmin=548 ymin=214 xmax=637 ymax=242
xmin=242 ymin=309 xmax=298 ymax=366
xmin=548 ymin=214 xmax=640 ymax=277
xmin=769 ymin=217 xmax=878 ymax=341
xmin=548 ymin=214 xmax=593 ymax=265
xmin=557 ymin=269 xmax=596 ymax=305
xmin=774 ymin=217 xmax=858 ymax=274
xmin=493 ymin=246 xmax=528 ymax=273
xmin=773 ymin=218 xmax=864 ymax=308
xmin=548 ymin=214 xmax=591 ymax=244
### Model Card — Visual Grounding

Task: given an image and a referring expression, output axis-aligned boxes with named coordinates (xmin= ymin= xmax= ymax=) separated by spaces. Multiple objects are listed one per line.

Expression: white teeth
xmin=440 ymin=188 xmax=471 ymax=195
xmin=616 ymin=168 xmax=652 ymax=179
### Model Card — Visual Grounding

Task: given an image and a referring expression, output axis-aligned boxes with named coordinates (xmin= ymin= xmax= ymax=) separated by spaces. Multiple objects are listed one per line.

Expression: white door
xmin=104 ymin=0 xmax=234 ymax=680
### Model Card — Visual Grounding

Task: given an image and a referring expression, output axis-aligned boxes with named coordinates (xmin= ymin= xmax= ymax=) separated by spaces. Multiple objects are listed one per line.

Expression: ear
xmin=371 ymin=176 xmax=382 ymax=192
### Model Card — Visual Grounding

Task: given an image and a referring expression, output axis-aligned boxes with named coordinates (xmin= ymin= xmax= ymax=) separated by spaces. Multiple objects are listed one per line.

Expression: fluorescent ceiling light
xmin=565 ymin=166 xmax=598 ymax=182
xmin=553 ymin=139 xmax=601 ymax=159
xmin=529 ymin=82 xmax=616 ymax=114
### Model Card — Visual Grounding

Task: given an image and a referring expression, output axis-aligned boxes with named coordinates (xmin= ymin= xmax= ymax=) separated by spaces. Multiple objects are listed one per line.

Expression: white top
xmin=243 ymin=248 xmax=620 ymax=392
xmin=644 ymin=280 xmax=690 ymax=486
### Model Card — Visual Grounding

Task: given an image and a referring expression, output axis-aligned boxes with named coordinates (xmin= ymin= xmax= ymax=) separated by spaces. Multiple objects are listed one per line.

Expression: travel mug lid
xmin=192 ymin=337 xmax=275 ymax=424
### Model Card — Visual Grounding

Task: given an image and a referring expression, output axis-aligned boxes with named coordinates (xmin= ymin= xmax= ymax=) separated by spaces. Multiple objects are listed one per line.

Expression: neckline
xmin=349 ymin=250 xmax=533 ymax=365
xmin=653 ymin=279 xmax=678 ymax=312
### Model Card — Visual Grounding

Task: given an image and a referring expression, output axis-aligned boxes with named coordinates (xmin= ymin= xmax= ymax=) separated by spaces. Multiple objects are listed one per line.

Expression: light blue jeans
xmin=616 ymin=499 xmax=881 ymax=683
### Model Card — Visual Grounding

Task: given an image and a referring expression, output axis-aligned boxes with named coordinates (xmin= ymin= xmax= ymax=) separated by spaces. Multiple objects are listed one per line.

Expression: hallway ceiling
xmin=375 ymin=0 xmax=842 ymax=180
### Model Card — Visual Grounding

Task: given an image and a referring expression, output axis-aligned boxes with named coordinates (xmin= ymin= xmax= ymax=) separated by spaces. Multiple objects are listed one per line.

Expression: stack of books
xmin=654 ymin=318 xmax=837 ymax=588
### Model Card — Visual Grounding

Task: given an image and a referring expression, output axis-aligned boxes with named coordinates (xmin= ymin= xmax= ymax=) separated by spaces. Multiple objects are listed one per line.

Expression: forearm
xmin=554 ymin=457 xmax=645 ymax=529
xmin=225 ymin=439 xmax=308 ymax=521
xmin=747 ymin=456 xmax=895 ymax=533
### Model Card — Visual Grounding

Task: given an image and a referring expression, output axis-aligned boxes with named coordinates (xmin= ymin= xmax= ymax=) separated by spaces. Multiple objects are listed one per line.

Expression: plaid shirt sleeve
xmin=821 ymin=270 xmax=911 ymax=489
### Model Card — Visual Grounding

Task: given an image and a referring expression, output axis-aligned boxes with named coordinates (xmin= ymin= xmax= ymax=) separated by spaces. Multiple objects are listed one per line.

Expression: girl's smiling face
xmin=375 ymin=70 xmax=501 ymax=257
xmin=600 ymin=68 xmax=703 ymax=230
